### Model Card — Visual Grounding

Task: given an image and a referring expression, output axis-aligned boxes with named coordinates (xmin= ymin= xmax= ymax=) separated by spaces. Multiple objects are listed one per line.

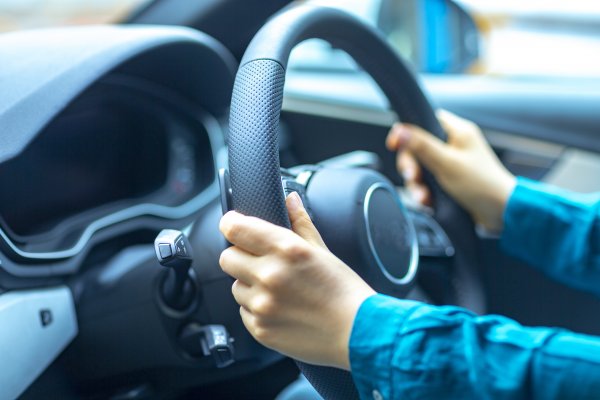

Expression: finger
xmin=391 ymin=123 xmax=452 ymax=176
xmin=231 ymin=279 xmax=253 ymax=309
xmin=386 ymin=122 xmax=410 ymax=151
xmin=386 ymin=125 xmax=399 ymax=151
xmin=219 ymin=246 xmax=258 ymax=284
xmin=239 ymin=306 xmax=257 ymax=336
xmin=397 ymin=151 xmax=422 ymax=185
xmin=286 ymin=192 xmax=327 ymax=248
xmin=406 ymin=181 xmax=432 ymax=206
xmin=436 ymin=109 xmax=479 ymax=146
xmin=220 ymin=211 xmax=292 ymax=255
xmin=398 ymin=151 xmax=432 ymax=206
xmin=389 ymin=129 xmax=433 ymax=206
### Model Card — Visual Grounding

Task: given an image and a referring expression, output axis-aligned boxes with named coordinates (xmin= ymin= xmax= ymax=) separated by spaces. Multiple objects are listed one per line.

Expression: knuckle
xmin=279 ymin=240 xmax=311 ymax=262
xmin=462 ymin=121 xmax=481 ymax=139
xmin=222 ymin=222 xmax=241 ymax=241
xmin=258 ymin=267 xmax=287 ymax=291
xmin=220 ymin=247 xmax=233 ymax=262
xmin=219 ymin=249 xmax=232 ymax=270
xmin=231 ymin=279 xmax=240 ymax=295
xmin=251 ymin=294 xmax=276 ymax=317
xmin=463 ymin=119 xmax=478 ymax=132
xmin=275 ymin=238 xmax=295 ymax=254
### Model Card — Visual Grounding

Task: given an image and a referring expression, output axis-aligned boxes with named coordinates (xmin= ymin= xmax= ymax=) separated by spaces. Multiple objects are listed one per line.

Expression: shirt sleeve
xmin=500 ymin=177 xmax=600 ymax=297
xmin=349 ymin=294 xmax=600 ymax=400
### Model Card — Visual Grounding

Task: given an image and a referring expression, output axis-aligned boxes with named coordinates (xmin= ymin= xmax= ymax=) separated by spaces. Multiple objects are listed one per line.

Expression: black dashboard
xmin=0 ymin=78 xmax=212 ymax=240
xmin=0 ymin=76 xmax=222 ymax=272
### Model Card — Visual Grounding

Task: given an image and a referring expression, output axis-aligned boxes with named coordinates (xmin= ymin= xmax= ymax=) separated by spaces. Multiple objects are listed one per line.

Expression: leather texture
xmin=229 ymin=60 xmax=290 ymax=227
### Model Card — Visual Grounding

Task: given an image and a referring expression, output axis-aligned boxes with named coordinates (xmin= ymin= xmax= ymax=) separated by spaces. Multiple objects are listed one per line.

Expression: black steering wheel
xmin=225 ymin=4 xmax=483 ymax=399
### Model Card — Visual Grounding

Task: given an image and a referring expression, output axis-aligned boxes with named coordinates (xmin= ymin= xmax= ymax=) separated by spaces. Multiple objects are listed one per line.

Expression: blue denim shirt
xmin=349 ymin=178 xmax=600 ymax=399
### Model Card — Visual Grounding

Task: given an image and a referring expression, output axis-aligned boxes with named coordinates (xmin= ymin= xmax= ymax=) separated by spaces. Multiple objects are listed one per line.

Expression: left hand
xmin=219 ymin=192 xmax=375 ymax=370
xmin=386 ymin=110 xmax=515 ymax=231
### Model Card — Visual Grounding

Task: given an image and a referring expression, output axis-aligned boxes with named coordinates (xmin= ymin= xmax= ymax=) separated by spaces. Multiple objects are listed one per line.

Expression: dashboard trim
xmin=0 ymin=286 xmax=77 ymax=399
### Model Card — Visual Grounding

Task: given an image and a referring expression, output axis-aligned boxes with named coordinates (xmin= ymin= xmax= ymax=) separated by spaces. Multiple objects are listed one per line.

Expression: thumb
xmin=286 ymin=192 xmax=327 ymax=249
xmin=391 ymin=123 xmax=452 ymax=176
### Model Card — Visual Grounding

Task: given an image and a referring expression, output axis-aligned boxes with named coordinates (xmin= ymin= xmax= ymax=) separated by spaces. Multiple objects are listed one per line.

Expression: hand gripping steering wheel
xmin=225 ymin=4 xmax=482 ymax=399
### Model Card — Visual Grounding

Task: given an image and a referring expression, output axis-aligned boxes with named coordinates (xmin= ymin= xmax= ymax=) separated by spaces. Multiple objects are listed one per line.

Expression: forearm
xmin=501 ymin=178 xmax=600 ymax=297
xmin=350 ymin=294 xmax=600 ymax=399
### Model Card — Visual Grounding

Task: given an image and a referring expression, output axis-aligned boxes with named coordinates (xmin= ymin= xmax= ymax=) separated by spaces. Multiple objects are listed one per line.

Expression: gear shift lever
xmin=154 ymin=229 xmax=195 ymax=310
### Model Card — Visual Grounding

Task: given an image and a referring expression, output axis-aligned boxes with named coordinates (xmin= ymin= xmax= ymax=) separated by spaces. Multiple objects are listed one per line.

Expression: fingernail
xmin=286 ymin=191 xmax=303 ymax=212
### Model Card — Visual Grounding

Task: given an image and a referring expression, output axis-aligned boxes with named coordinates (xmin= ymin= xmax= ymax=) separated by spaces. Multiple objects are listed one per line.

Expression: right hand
xmin=219 ymin=193 xmax=375 ymax=370
xmin=386 ymin=110 xmax=516 ymax=232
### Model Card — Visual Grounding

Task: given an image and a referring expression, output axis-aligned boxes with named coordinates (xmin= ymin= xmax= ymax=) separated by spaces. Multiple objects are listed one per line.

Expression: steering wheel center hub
xmin=364 ymin=183 xmax=418 ymax=285
xmin=305 ymin=167 xmax=418 ymax=296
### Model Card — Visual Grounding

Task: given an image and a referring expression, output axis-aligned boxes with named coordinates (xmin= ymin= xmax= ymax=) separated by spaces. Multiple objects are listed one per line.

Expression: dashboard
xmin=0 ymin=23 xmax=464 ymax=399
xmin=0 ymin=76 xmax=221 ymax=272
xmin=0 ymin=24 xmax=283 ymax=400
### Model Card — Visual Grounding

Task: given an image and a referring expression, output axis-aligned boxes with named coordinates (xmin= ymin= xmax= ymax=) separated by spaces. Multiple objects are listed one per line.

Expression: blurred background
xmin=0 ymin=0 xmax=148 ymax=30
xmin=1 ymin=0 xmax=599 ymax=78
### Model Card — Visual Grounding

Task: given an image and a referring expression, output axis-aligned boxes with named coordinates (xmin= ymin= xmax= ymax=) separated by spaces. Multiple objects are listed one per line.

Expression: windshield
xmin=0 ymin=0 xmax=152 ymax=32
xmin=2 ymin=0 xmax=599 ymax=78
xmin=291 ymin=0 xmax=600 ymax=78
xmin=459 ymin=0 xmax=600 ymax=78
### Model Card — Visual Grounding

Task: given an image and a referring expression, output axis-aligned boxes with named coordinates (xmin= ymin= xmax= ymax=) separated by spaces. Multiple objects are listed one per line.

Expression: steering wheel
xmin=225 ymin=4 xmax=483 ymax=399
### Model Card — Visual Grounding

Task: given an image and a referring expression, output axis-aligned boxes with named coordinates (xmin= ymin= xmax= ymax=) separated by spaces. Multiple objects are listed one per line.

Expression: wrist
xmin=495 ymin=172 xmax=517 ymax=229
xmin=334 ymin=287 xmax=375 ymax=370
xmin=473 ymin=171 xmax=516 ymax=232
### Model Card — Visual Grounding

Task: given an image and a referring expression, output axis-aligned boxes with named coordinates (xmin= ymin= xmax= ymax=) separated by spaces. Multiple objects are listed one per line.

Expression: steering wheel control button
xmin=281 ymin=175 xmax=314 ymax=219
xmin=154 ymin=229 xmax=196 ymax=311
xmin=407 ymin=209 xmax=455 ymax=258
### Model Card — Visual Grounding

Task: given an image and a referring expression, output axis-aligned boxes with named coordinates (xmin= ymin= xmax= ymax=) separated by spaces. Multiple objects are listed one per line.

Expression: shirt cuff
xmin=502 ymin=177 xmax=562 ymax=261
xmin=501 ymin=177 xmax=589 ymax=271
xmin=349 ymin=294 xmax=421 ymax=400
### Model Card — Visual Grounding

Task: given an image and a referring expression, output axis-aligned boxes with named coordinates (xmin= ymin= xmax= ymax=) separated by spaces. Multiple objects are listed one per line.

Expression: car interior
xmin=1 ymin=0 xmax=599 ymax=399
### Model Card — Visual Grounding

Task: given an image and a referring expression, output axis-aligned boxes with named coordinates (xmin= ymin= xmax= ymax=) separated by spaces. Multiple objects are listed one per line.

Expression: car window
xmin=0 ymin=0 xmax=152 ymax=32
xmin=290 ymin=0 xmax=600 ymax=78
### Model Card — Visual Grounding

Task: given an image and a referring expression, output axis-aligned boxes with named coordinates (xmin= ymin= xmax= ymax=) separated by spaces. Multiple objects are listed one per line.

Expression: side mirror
xmin=377 ymin=0 xmax=480 ymax=74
